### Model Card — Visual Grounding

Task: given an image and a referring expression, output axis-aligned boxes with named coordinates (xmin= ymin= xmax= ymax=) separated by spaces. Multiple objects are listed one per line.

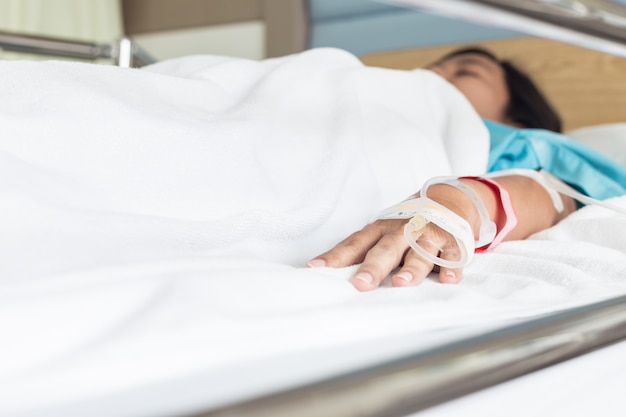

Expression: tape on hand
xmin=376 ymin=197 xmax=475 ymax=269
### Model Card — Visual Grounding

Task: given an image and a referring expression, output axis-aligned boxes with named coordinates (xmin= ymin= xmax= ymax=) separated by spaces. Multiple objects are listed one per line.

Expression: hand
xmin=307 ymin=180 xmax=486 ymax=291
xmin=307 ymin=217 xmax=466 ymax=292
xmin=307 ymin=174 xmax=577 ymax=291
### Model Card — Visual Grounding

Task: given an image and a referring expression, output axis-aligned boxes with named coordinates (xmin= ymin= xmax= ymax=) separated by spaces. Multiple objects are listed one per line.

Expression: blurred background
xmin=0 ymin=0 xmax=626 ymax=66
xmin=0 ymin=0 xmax=523 ymax=63
xmin=2 ymin=0 xmax=626 ymax=131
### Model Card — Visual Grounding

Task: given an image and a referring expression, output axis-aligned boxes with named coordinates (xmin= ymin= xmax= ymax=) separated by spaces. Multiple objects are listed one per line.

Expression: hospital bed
xmin=0 ymin=30 xmax=155 ymax=67
xmin=1 ymin=1 xmax=626 ymax=417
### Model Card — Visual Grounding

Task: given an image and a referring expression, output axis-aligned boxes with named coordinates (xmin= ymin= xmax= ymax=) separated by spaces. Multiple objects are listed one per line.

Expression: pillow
xmin=566 ymin=123 xmax=626 ymax=166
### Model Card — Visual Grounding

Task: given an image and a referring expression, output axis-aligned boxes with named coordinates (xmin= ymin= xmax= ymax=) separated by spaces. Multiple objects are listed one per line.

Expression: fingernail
xmin=444 ymin=271 xmax=457 ymax=282
xmin=395 ymin=271 xmax=413 ymax=283
xmin=306 ymin=259 xmax=326 ymax=268
xmin=353 ymin=272 xmax=374 ymax=284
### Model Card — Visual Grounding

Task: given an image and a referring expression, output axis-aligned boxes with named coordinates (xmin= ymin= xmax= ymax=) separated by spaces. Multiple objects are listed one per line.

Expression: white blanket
xmin=1 ymin=49 xmax=625 ymax=417
xmin=0 ymin=48 xmax=487 ymax=278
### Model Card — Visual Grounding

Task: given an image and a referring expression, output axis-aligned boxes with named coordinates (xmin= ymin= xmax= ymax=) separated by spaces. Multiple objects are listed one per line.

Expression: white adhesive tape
xmin=401 ymin=198 xmax=475 ymax=269
xmin=421 ymin=177 xmax=496 ymax=248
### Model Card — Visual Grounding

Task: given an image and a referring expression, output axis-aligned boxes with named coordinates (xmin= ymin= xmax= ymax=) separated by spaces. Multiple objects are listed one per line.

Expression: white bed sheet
xmin=1 ymin=49 xmax=625 ymax=417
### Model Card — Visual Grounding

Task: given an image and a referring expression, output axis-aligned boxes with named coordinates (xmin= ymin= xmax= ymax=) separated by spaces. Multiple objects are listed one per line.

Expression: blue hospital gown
xmin=485 ymin=119 xmax=626 ymax=201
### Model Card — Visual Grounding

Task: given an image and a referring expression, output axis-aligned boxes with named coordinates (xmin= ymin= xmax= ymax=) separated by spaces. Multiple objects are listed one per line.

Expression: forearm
xmin=455 ymin=175 xmax=577 ymax=242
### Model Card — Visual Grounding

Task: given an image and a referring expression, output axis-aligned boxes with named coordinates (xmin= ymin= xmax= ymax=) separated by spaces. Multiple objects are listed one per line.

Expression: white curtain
xmin=0 ymin=0 xmax=123 ymax=60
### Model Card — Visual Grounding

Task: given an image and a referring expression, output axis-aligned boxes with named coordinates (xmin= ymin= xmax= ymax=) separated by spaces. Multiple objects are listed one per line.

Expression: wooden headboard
xmin=360 ymin=37 xmax=626 ymax=132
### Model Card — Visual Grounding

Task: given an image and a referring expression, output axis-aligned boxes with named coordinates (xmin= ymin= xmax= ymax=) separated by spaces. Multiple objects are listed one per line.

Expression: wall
xmin=122 ymin=0 xmax=307 ymax=60
xmin=131 ymin=21 xmax=265 ymax=61
xmin=0 ymin=0 xmax=307 ymax=62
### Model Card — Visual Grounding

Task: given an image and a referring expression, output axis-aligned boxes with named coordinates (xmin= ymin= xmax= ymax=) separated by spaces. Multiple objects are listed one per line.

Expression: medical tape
xmin=485 ymin=168 xmax=626 ymax=216
xmin=483 ymin=168 xmax=564 ymax=213
xmin=376 ymin=197 xmax=429 ymax=220
xmin=538 ymin=170 xmax=626 ymax=216
xmin=376 ymin=197 xmax=475 ymax=269
xmin=403 ymin=198 xmax=475 ymax=269
xmin=421 ymin=177 xmax=497 ymax=248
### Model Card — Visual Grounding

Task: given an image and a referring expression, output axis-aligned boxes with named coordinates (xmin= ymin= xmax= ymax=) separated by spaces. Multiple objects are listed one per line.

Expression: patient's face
xmin=428 ymin=53 xmax=510 ymax=124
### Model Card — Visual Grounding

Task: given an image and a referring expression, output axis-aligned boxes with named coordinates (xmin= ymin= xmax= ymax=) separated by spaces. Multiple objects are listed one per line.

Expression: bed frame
xmin=1 ymin=1 xmax=625 ymax=416
xmin=0 ymin=30 xmax=155 ymax=67
xmin=204 ymin=294 xmax=626 ymax=416
xmin=386 ymin=0 xmax=626 ymax=58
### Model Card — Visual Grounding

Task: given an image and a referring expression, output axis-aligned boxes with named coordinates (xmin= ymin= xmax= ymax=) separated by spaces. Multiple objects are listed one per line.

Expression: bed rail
xmin=203 ymin=293 xmax=626 ymax=417
xmin=384 ymin=0 xmax=626 ymax=58
xmin=0 ymin=30 xmax=155 ymax=67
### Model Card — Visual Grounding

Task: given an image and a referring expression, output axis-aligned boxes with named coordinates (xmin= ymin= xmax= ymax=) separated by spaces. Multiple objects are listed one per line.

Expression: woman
xmin=427 ymin=47 xmax=561 ymax=132
xmin=308 ymin=47 xmax=625 ymax=291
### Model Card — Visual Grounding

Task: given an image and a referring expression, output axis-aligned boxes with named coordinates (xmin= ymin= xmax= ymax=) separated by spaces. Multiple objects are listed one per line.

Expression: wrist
xmin=459 ymin=176 xmax=518 ymax=249
xmin=421 ymin=183 xmax=483 ymax=244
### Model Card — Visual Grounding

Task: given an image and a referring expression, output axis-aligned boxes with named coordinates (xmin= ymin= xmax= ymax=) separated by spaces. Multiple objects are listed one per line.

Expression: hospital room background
xmin=3 ymin=0 xmax=625 ymax=132
xmin=0 ymin=0 xmax=560 ymax=61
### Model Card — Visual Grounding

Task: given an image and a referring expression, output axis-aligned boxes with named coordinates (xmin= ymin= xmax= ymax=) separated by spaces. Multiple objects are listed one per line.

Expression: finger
xmin=438 ymin=266 xmax=463 ymax=284
xmin=307 ymin=219 xmax=405 ymax=268
xmin=307 ymin=226 xmax=383 ymax=268
xmin=391 ymin=235 xmax=439 ymax=287
xmin=438 ymin=243 xmax=464 ymax=284
xmin=350 ymin=227 xmax=408 ymax=291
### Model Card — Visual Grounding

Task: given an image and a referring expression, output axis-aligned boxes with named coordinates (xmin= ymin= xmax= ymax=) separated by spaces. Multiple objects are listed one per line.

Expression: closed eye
xmin=455 ymin=69 xmax=479 ymax=77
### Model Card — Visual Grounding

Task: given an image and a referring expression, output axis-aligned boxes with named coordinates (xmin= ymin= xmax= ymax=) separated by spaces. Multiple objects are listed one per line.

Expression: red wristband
xmin=461 ymin=176 xmax=518 ymax=252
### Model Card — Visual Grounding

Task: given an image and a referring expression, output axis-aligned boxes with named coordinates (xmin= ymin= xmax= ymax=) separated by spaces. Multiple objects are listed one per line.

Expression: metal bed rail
xmin=202 ymin=294 xmax=626 ymax=417
xmin=0 ymin=30 xmax=155 ymax=67
xmin=385 ymin=0 xmax=626 ymax=58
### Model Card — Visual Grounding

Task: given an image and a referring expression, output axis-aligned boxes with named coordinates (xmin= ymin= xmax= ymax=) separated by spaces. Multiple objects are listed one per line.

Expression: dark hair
xmin=436 ymin=47 xmax=562 ymax=132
